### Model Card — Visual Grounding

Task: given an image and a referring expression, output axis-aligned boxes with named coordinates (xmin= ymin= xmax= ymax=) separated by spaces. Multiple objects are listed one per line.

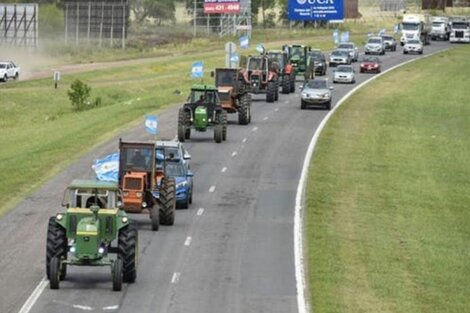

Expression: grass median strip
xmin=306 ymin=46 xmax=470 ymax=312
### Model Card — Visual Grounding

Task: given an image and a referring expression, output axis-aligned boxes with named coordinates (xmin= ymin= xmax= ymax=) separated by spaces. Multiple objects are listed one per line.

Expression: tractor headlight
xmin=70 ymin=246 xmax=76 ymax=253
xmin=122 ymin=216 xmax=129 ymax=223
xmin=136 ymin=192 xmax=143 ymax=198
xmin=142 ymin=201 xmax=147 ymax=208
xmin=98 ymin=247 xmax=105 ymax=254
xmin=56 ymin=213 xmax=63 ymax=221
xmin=123 ymin=191 xmax=129 ymax=196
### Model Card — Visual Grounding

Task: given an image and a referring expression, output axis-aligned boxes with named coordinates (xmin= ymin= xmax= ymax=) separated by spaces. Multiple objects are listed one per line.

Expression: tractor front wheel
xmin=214 ymin=125 xmax=223 ymax=143
xmin=49 ymin=257 xmax=60 ymax=290
xmin=222 ymin=110 xmax=228 ymax=141
xmin=150 ymin=204 xmax=160 ymax=231
xmin=266 ymin=82 xmax=275 ymax=103
xmin=159 ymin=178 xmax=176 ymax=225
xmin=282 ymin=76 xmax=290 ymax=94
xmin=112 ymin=259 xmax=123 ymax=291
xmin=238 ymin=94 xmax=250 ymax=125
xmin=177 ymin=109 xmax=187 ymax=142
xmin=46 ymin=217 xmax=67 ymax=280
xmin=290 ymin=74 xmax=296 ymax=93
xmin=118 ymin=224 xmax=138 ymax=283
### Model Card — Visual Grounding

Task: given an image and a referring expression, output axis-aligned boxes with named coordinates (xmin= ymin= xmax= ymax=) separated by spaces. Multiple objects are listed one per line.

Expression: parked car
xmin=0 ymin=61 xmax=20 ymax=82
xmin=381 ymin=35 xmax=397 ymax=51
xmin=337 ymin=42 xmax=359 ymax=61
xmin=333 ymin=65 xmax=356 ymax=84
xmin=300 ymin=79 xmax=334 ymax=110
xmin=365 ymin=36 xmax=385 ymax=55
xmin=308 ymin=49 xmax=328 ymax=76
xmin=360 ymin=56 xmax=382 ymax=73
xmin=403 ymin=39 xmax=423 ymax=54
xmin=329 ymin=49 xmax=351 ymax=67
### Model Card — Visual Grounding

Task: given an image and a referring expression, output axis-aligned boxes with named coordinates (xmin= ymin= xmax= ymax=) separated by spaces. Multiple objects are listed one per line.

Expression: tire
xmin=290 ymin=74 xmax=296 ymax=93
xmin=150 ymin=204 xmax=159 ymax=231
xmin=325 ymin=100 xmax=332 ymax=110
xmin=189 ymin=188 xmax=193 ymax=204
xmin=222 ymin=110 xmax=227 ymax=141
xmin=14 ymin=72 xmax=18 ymax=80
xmin=49 ymin=257 xmax=60 ymax=290
xmin=159 ymin=177 xmax=176 ymax=225
xmin=266 ymin=82 xmax=275 ymax=103
xmin=238 ymin=94 xmax=250 ymax=125
xmin=2 ymin=74 xmax=7 ymax=82
xmin=274 ymin=81 xmax=279 ymax=101
xmin=301 ymin=100 xmax=307 ymax=110
xmin=118 ymin=224 xmax=138 ymax=283
xmin=184 ymin=110 xmax=191 ymax=139
xmin=46 ymin=217 xmax=67 ymax=280
xmin=112 ymin=258 xmax=123 ymax=291
xmin=214 ymin=124 xmax=223 ymax=143
xmin=281 ymin=76 xmax=290 ymax=94
xmin=177 ymin=108 xmax=186 ymax=142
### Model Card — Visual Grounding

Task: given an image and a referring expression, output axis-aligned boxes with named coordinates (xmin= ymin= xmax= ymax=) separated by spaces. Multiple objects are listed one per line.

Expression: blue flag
xmin=333 ymin=29 xmax=339 ymax=45
xmin=230 ymin=53 xmax=239 ymax=62
xmin=240 ymin=35 xmax=249 ymax=49
xmin=191 ymin=61 xmax=204 ymax=78
xmin=145 ymin=115 xmax=159 ymax=135
xmin=341 ymin=31 xmax=349 ymax=43
xmin=93 ymin=152 xmax=119 ymax=182
xmin=256 ymin=44 xmax=265 ymax=53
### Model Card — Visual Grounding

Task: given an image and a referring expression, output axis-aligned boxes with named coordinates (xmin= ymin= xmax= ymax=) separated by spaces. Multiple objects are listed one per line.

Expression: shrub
xmin=68 ymin=79 xmax=92 ymax=111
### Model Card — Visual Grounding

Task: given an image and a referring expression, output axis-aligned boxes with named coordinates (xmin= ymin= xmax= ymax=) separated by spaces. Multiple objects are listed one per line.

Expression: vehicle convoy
xmin=213 ymin=68 xmax=252 ymax=125
xmin=46 ymin=180 xmax=137 ymax=291
xmin=240 ymin=55 xmax=279 ymax=102
xmin=177 ymin=84 xmax=228 ymax=142
xmin=449 ymin=18 xmax=470 ymax=43
xmin=431 ymin=16 xmax=450 ymax=40
xmin=118 ymin=140 xmax=176 ymax=230
xmin=0 ymin=61 xmax=20 ymax=81
xmin=300 ymin=78 xmax=333 ymax=110
xmin=283 ymin=44 xmax=315 ymax=80
xmin=400 ymin=13 xmax=431 ymax=46
xmin=266 ymin=50 xmax=296 ymax=94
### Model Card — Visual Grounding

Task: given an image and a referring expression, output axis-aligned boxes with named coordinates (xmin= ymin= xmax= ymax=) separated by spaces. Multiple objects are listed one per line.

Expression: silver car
xmin=333 ymin=65 xmax=356 ymax=84
xmin=337 ymin=42 xmax=359 ymax=61
xmin=403 ymin=39 xmax=423 ymax=54
xmin=365 ymin=36 xmax=385 ymax=55
xmin=329 ymin=49 xmax=351 ymax=67
xmin=300 ymin=79 xmax=334 ymax=110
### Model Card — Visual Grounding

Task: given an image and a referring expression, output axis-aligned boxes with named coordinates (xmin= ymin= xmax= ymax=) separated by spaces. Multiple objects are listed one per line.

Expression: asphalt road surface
xmin=0 ymin=41 xmax=451 ymax=313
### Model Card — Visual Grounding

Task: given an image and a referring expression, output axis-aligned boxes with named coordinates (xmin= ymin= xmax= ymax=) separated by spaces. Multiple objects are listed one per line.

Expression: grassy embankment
xmin=0 ymin=25 xmax=387 ymax=217
xmin=306 ymin=46 xmax=470 ymax=312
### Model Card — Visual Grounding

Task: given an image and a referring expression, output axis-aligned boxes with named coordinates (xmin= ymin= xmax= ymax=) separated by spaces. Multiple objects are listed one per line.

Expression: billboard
xmin=288 ymin=0 xmax=344 ymax=21
xmin=204 ymin=0 xmax=240 ymax=14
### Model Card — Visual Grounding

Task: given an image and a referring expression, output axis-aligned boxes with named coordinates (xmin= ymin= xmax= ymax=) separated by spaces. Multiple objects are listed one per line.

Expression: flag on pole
xmin=145 ymin=115 xmax=159 ymax=135
xmin=240 ymin=35 xmax=249 ymax=49
xmin=93 ymin=152 xmax=119 ymax=182
xmin=191 ymin=61 xmax=204 ymax=78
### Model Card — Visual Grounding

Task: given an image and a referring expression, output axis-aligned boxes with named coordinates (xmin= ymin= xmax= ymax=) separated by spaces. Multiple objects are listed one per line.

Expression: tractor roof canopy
xmin=68 ymin=179 xmax=119 ymax=191
xmin=191 ymin=84 xmax=217 ymax=92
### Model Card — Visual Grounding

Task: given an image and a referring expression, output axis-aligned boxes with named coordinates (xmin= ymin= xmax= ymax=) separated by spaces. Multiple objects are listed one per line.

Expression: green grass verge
xmin=306 ymin=46 xmax=470 ymax=312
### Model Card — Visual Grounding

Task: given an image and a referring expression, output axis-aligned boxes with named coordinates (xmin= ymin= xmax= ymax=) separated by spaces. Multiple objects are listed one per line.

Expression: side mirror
xmin=187 ymin=171 xmax=194 ymax=177
xmin=329 ymin=86 xmax=334 ymax=90
xmin=183 ymin=152 xmax=191 ymax=160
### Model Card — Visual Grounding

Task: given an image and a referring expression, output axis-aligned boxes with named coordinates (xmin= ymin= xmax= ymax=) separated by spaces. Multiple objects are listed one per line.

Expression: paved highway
xmin=0 ymin=41 xmax=450 ymax=313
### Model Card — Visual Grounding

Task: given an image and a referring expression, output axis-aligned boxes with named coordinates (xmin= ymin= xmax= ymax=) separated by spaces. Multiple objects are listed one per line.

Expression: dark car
xmin=360 ymin=56 xmax=381 ymax=73
xmin=308 ymin=49 xmax=328 ymax=76
xmin=381 ymin=35 xmax=397 ymax=51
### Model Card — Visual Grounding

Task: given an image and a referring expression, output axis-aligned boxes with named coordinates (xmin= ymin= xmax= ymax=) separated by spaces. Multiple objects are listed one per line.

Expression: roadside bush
xmin=68 ymin=79 xmax=101 ymax=111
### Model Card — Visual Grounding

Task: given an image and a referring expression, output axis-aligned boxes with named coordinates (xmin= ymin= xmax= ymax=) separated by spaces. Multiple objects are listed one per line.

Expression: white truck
xmin=0 ymin=61 xmax=20 ymax=82
xmin=400 ymin=13 xmax=432 ymax=46
xmin=431 ymin=16 xmax=450 ymax=40
xmin=449 ymin=18 xmax=470 ymax=43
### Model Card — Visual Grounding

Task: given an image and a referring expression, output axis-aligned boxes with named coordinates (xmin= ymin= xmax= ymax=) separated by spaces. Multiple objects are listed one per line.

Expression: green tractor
xmin=177 ymin=84 xmax=228 ymax=143
xmin=46 ymin=180 xmax=138 ymax=291
xmin=283 ymin=44 xmax=315 ymax=80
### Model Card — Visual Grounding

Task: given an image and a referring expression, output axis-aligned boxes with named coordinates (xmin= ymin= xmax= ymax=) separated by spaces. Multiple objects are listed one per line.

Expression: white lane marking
xmin=171 ymin=272 xmax=181 ymax=284
xmin=252 ymin=126 xmax=258 ymax=132
xmin=221 ymin=167 xmax=227 ymax=173
xmin=283 ymin=100 xmax=289 ymax=104
xmin=263 ymin=117 xmax=268 ymax=121
xmin=17 ymin=277 xmax=48 ymax=313
xmin=184 ymin=236 xmax=192 ymax=246
xmin=197 ymin=208 xmax=204 ymax=215
xmin=275 ymin=108 xmax=279 ymax=112
xmin=209 ymin=186 xmax=216 ymax=193
xmin=103 ymin=305 xmax=120 ymax=311
xmin=293 ymin=49 xmax=449 ymax=313
xmin=73 ymin=304 xmax=93 ymax=311
xmin=231 ymin=151 xmax=238 ymax=157
xmin=242 ymin=137 xmax=247 ymax=143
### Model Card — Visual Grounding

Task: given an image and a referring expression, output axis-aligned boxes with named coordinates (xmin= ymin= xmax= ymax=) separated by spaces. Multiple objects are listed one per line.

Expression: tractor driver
xmin=131 ymin=150 xmax=147 ymax=168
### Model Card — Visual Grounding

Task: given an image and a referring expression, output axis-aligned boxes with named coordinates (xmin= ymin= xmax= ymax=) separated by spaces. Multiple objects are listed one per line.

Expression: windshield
xmin=432 ymin=22 xmax=445 ymax=27
xmin=362 ymin=56 xmax=378 ymax=63
xmin=310 ymin=53 xmax=324 ymax=61
xmin=402 ymin=23 xmax=420 ymax=31
xmin=407 ymin=39 xmax=421 ymax=44
xmin=305 ymin=80 xmax=327 ymax=89
xmin=248 ymin=58 xmax=263 ymax=70
xmin=382 ymin=36 xmax=393 ymax=41
xmin=337 ymin=66 xmax=353 ymax=73
xmin=452 ymin=22 xmax=468 ymax=29
xmin=332 ymin=50 xmax=348 ymax=56
xmin=368 ymin=38 xmax=382 ymax=44
xmin=0 ymin=64 xmax=6 ymax=69
xmin=165 ymin=162 xmax=186 ymax=176
xmin=121 ymin=147 xmax=154 ymax=172
xmin=338 ymin=44 xmax=353 ymax=49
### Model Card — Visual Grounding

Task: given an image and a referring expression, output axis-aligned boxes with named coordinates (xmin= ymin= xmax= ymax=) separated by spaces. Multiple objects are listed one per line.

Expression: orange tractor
xmin=118 ymin=140 xmax=176 ymax=231
xmin=240 ymin=54 xmax=279 ymax=103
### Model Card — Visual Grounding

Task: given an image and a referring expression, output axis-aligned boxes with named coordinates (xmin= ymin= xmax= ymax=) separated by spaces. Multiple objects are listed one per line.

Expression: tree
xmin=252 ymin=0 xmax=277 ymax=28
xmin=131 ymin=0 xmax=177 ymax=24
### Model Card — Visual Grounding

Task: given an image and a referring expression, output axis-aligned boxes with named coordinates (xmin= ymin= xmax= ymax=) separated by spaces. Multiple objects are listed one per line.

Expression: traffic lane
xmin=24 ymin=93 xmax=290 ymax=313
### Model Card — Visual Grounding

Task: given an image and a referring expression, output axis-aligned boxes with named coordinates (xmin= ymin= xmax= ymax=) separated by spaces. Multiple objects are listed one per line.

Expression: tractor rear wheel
xmin=49 ymin=257 xmax=60 ymax=290
xmin=150 ymin=203 xmax=160 ymax=231
xmin=159 ymin=178 xmax=176 ymax=225
xmin=222 ymin=110 xmax=228 ymax=141
xmin=184 ymin=110 xmax=191 ymax=139
xmin=46 ymin=217 xmax=67 ymax=280
xmin=274 ymin=80 xmax=279 ymax=101
xmin=112 ymin=259 xmax=123 ymax=291
xmin=290 ymin=74 xmax=296 ymax=93
xmin=214 ymin=124 xmax=223 ymax=143
xmin=118 ymin=224 xmax=138 ymax=283
xmin=266 ymin=82 xmax=275 ymax=103
xmin=238 ymin=94 xmax=250 ymax=125
xmin=282 ymin=76 xmax=290 ymax=94
xmin=177 ymin=109 xmax=186 ymax=142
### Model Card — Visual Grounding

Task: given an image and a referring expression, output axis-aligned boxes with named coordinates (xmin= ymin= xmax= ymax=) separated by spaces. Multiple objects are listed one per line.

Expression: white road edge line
xmin=209 ymin=186 xmax=216 ymax=193
xmin=171 ymin=272 xmax=181 ymax=284
xmin=17 ymin=277 xmax=48 ymax=313
xmin=293 ymin=50 xmax=447 ymax=313
xmin=197 ymin=208 xmax=204 ymax=216
xmin=231 ymin=151 xmax=237 ymax=157
xmin=242 ymin=137 xmax=247 ymax=143
xmin=263 ymin=117 xmax=268 ymax=121
xmin=221 ymin=167 xmax=227 ymax=173
xmin=184 ymin=236 xmax=192 ymax=246
xmin=102 ymin=305 xmax=119 ymax=311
